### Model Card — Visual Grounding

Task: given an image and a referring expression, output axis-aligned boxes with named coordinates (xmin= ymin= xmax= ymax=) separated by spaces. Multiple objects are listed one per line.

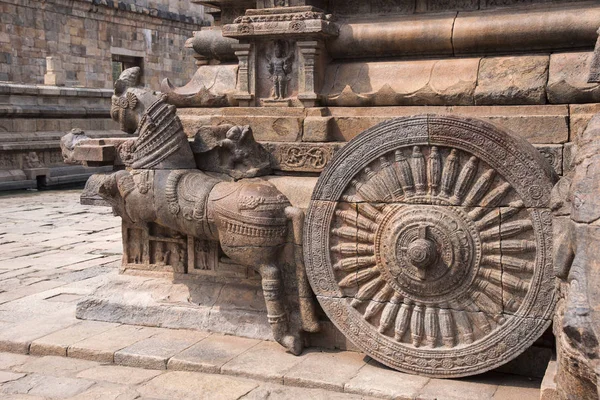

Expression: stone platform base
xmin=0 ymin=165 xmax=114 ymax=191
xmin=76 ymin=272 xmax=354 ymax=351
xmin=76 ymin=271 xmax=554 ymax=375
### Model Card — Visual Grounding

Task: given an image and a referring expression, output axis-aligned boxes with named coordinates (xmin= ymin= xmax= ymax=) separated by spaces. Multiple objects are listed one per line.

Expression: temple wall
xmin=0 ymin=0 xmax=212 ymax=190
xmin=329 ymin=0 xmax=589 ymax=15
xmin=0 ymin=0 xmax=208 ymax=88
xmin=0 ymin=82 xmax=124 ymax=190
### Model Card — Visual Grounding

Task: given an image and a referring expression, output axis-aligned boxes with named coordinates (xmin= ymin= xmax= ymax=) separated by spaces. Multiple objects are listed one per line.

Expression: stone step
xmin=0 ymin=321 xmax=542 ymax=400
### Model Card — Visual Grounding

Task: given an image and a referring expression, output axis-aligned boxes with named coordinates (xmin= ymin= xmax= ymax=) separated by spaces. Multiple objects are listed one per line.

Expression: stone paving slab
xmin=0 ymin=190 xmax=544 ymax=399
xmin=221 ymin=340 xmax=307 ymax=384
xmin=167 ymin=333 xmax=261 ymax=374
xmin=30 ymin=320 xmax=120 ymax=357
xmin=76 ymin=364 xmax=162 ymax=385
xmin=283 ymin=349 xmax=370 ymax=391
xmin=0 ymin=310 xmax=78 ymax=353
xmin=241 ymin=383 xmax=377 ymax=399
xmin=417 ymin=374 xmax=505 ymax=400
xmin=1 ymin=373 xmax=96 ymax=399
xmin=66 ymin=382 xmax=141 ymax=400
xmin=0 ymin=280 xmax=65 ymax=305
xmin=0 ymin=353 xmax=31 ymax=370
xmin=493 ymin=380 xmax=541 ymax=400
xmin=345 ymin=359 xmax=430 ymax=399
xmin=68 ymin=325 xmax=161 ymax=363
xmin=136 ymin=371 xmax=260 ymax=400
xmin=13 ymin=356 xmax=99 ymax=378
xmin=0 ymin=371 xmax=26 ymax=384
xmin=114 ymin=328 xmax=210 ymax=370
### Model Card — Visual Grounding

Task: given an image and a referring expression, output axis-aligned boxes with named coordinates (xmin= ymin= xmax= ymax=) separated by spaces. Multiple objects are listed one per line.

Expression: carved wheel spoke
xmin=305 ymin=116 xmax=556 ymax=378
xmin=331 ymin=145 xmax=538 ymax=348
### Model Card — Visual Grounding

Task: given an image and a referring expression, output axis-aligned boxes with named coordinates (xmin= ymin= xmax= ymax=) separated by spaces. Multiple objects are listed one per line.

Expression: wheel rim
xmin=304 ymin=115 xmax=557 ymax=378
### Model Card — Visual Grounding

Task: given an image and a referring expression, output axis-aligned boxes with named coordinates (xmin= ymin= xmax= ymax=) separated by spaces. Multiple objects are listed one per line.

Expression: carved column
xmin=297 ymin=40 xmax=322 ymax=108
xmin=233 ymin=43 xmax=255 ymax=107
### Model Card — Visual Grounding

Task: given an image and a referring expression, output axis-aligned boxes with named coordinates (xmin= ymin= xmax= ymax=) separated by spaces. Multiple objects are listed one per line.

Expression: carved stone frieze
xmin=24 ymin=152 xmax=43 ymax=169
xmin=190 ymin=124 xmax=272 ymax=179
xmin=222 ymin=7 xmax=338 ymax=39
xmin=262 ymin=142 xmax=343 ymax=172
xmin=60 ymin=128 xmax=90 ymax=165
xmin=161 ymin=64 xmax=239 ymax=108
xmin=123 ymin=222 xmax=188 ymax=273
xmin=590 ymin=27 xmax=600 ymax=84
xmin=233 ymin=10 xmax=329 ymax=24
xmin=304 ymin=116 xmax=557 ymax=378
xmin=535 ymin=144 xmax=563 ymax=175
xmin=267 ymin=40 xmax=294 ymax=100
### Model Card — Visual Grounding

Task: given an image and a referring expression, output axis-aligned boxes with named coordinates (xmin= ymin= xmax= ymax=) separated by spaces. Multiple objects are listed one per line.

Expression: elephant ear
xmin=126 ymin=92 xmax=138 ymax=109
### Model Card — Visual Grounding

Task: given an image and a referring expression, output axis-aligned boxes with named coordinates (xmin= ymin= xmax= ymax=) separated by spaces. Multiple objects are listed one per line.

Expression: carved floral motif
xmin=233 ymin=11 xmax=332 ymax=24
xmin=262 ymin=142 xmax=343 ymax=172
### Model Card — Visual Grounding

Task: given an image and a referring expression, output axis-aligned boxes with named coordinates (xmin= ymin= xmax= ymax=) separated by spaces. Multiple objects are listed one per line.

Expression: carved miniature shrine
xmin=64 ymin=0 xmax=600 ymax=395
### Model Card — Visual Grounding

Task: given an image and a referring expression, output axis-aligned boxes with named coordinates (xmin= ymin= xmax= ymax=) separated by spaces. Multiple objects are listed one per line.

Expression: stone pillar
xmin=44 ymin=56 xmax=65 ymax=86
xmin=297 ymin=40 xmax=322 ymax=108
xmin=233 ymin=43 xmax=255 ymax=107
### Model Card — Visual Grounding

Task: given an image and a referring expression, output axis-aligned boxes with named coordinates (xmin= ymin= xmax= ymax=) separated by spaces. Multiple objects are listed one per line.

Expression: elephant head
xmin=111 ymin=67 xmax=160 ymax=134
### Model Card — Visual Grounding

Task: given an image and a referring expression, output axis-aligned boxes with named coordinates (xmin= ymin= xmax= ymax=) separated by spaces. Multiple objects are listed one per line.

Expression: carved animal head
xmin=60 ymin=128 xmax=89 ymax=164
xmin=111 ymin=67 xmax=159 ymax=134
xmin=225 ymin=125 xmax=252 ymax=142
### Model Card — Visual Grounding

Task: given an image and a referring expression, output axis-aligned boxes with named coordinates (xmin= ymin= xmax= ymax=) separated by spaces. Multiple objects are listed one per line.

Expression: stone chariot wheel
xmin=304 ymin=115 xmax=557 ymax=378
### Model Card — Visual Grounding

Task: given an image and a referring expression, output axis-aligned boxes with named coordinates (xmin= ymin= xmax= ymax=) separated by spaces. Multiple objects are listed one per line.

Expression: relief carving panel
xmin=262 ymin=142 xmax=343 ymax=172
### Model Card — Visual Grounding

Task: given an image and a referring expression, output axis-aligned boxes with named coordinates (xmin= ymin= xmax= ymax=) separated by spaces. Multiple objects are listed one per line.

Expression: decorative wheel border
xmin=304 ymin=115 xmax=557 ymax=378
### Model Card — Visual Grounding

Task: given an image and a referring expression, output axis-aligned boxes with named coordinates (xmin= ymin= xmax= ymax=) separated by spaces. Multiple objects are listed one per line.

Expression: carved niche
xmin=304 ymin=116 xmax=557 ymax=377
xmin=123 ymin=222 xmax=188 ymax=273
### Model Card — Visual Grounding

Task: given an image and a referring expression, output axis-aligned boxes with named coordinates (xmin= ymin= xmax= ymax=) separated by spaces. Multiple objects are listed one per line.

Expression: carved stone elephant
xmin=86 ymin=67 xmax=320 ymax=355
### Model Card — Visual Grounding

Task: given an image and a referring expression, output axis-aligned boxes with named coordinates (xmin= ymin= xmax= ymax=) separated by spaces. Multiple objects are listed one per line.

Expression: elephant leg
xmin=260 ymin=263 xmax=303 ymax=355
xmin=295 ymin=253 xmax=321 ymax=333
xmin=285 ymin=206 xmax=321 ymax=333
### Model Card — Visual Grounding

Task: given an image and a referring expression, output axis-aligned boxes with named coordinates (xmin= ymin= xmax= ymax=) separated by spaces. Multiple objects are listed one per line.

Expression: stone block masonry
xmin=0 ymin=0 xmax=210 ymax=89
xmin=0 ymin=81 xmax=127 ymax=190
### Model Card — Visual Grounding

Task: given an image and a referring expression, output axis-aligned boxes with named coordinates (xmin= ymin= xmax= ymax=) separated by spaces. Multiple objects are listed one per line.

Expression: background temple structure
xmin=0 ymin=0 xmax=211 ymax=190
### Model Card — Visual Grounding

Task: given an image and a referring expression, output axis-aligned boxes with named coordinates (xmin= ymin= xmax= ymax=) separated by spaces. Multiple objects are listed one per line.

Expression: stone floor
xmin=0 ymin=189 xmax=543 ymax=400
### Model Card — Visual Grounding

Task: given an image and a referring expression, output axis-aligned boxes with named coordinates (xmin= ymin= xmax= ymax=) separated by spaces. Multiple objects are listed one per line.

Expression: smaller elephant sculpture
xmin=85 ymin=67 xmax=320 ymax=354
xmin=60 ymin=128 xmax=89 ymax=165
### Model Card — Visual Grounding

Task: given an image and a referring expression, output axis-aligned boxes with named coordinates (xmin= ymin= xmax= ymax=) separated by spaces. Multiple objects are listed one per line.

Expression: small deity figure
xmin=267 ymin=40 xmax=293 ymax=100
xmin=24 ymin=152 xmax=43 ymax=169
